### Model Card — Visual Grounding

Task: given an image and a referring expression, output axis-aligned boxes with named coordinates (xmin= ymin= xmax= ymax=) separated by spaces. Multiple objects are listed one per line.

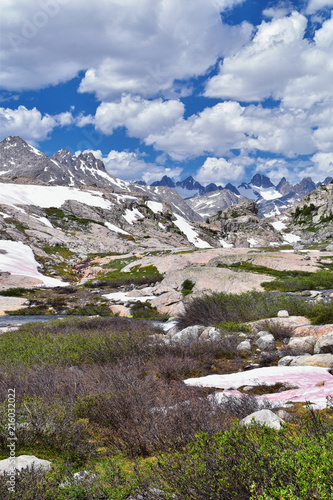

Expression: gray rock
xmin=256 ymin=330 xmax=270 ymax=338
xmin=0 ymin=455 xmax=52 ymax=475
xmin=279 ymin=354 xmax=333 ymax=368
xmin=275 ymin=409 xmax=292 ymax=421
xmin=288 ymin=336 xmax=316 ymax=354
xmin=256 ymin=333 xmax=275 ymax=351
xmin=172 ymin=325 xmax=205 ymax=344
xmin=240 ymin=409 xmax=285 ymax=430
xmin=201 ymin=327 xmax=221 ymax=341
xmin=237 ymin=340 xmax=251 ymax=353
xmin=277 ymin=310 xmax=289 ymax=318
xmin=314 ymin=332 xmax=333 ymax=354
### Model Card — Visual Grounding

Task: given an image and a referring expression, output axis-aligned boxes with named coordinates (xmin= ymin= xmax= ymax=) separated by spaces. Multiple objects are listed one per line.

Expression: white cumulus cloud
xmin=0 ymin=106 xmax=73 ymax=144
xmin=95 ymin=95 xmax=185 ymax=139
xmin=0 ymin=0 xmax=251 ymax=99
xmin=196 ymin=156 xmax=247 ymax=185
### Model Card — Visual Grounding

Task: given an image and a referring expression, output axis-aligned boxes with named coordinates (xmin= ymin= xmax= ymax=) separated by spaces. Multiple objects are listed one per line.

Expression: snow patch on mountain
xmin=147 ymin=201 xmax=164 ymax=213
xmin=104 ymin=222 xmax=130 ymax=235
xmin=123 ymin=208 xmax=144 ymax=225
xmin=173 ymin=214 xmax=211 ymax=248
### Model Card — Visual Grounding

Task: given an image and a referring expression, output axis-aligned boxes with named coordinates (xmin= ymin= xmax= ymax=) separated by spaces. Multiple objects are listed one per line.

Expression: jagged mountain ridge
xmin=0 ymin=136 xmax=129 ymax=190
xmin=151 ymin=175 xmax=223 ymax=198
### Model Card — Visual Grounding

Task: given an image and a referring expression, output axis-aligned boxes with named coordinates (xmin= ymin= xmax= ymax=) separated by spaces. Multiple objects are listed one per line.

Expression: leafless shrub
xmin=75 ymin=360 xmax=227 ymax=457
xmin=217 ymin=393 xmax=272 ymax=419
xmin=259 ymin=351 xmax=279 ymax=367
xmin=261 ymin=320 xmax=294 ymax=341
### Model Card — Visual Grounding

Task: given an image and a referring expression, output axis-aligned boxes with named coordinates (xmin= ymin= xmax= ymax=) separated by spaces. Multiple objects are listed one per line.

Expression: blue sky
xmin=1 ymin=0 xmax=333 ymax=186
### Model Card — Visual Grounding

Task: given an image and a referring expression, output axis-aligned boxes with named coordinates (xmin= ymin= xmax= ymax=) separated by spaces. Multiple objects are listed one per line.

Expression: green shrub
xmin=153 ymin=417 xmax=333 ymax=499
xmin=0 ymin=287 xmax=31 ymax=297
xmin=130 ymin=301 xmax=168 ymax=320
xmin=181 ymin=279 xmax=195 ymax=297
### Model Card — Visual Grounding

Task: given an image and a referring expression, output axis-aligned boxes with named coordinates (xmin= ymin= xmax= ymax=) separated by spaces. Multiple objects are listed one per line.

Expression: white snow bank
xmin=173 ymin=214 xmax=211 ymax=249
xmin=185 ymin=366 xmax=333 ymax=410
xmin=271 ymin=220 xmax=287 ymax=231
xmin=147 ymin=201 xmax=163 ymax=213
xmin=104 ymin=222 xmax=130 ymax=235
xmin=103 ymin=291 xmax=155 ymax=302
xmin=31 ymin=216 xmax=53 ymax=228
xmin=123 ymin=208 xmax=144 ymax=225
xmin=0 ymin=240 xmax=66 ymax=287
xmin=220 ymin=238 xmax=234 ymax=248
xmin=247 ymin=238 xmax=258 ymax=247
xmin=0 ymin=183 xmax=113 ymax=210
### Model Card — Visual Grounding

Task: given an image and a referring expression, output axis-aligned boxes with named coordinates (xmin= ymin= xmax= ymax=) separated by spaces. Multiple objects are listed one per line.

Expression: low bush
xmin=259 ymin=320 xmax=294 ymax=341
xmin=152 ymin=415 xmax=333 ymax=499
xmin=130 ymin=301 xmax=168 ymax=320
xmin=181 ymin=279 xmax=195 ymax=297
xmin=0 ymin=287 xmax=31 ymax=297
xmin=176 ymin=291 xmax=311 ymax=329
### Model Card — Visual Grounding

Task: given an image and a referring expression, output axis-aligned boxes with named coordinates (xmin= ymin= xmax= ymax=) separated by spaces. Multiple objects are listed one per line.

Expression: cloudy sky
xmin=1 ymin=0 xmax=333 ymax=186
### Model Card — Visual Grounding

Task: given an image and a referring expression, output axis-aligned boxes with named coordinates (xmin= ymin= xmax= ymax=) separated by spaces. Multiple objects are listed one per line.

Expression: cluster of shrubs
xmin=177 ymin=289 xmax=333 ymax=328
xmin=0 ymin=296 xmax=332 ymax=498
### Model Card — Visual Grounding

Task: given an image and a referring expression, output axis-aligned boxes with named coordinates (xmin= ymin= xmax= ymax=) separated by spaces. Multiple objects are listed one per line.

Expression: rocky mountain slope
xmin=0 ymin=136 xmax=129 ymax=190
xmin=186 ymin=189 xmax=245 ymax=218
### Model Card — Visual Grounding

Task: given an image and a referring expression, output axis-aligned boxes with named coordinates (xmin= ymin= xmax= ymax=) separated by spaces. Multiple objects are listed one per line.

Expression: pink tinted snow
xmin=185 ymin=366 xmax=333 ymax=409
xmin=0 ymin=240 xmax=65 ymax=287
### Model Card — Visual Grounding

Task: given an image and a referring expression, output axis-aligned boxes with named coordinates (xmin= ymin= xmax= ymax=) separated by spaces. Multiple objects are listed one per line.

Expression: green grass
xmin=85 ymin=261 xmax=164 ymax=288
xmin=217 ymin=261 xmax=333 ymax=292
xmin=42 ymin=244 xmax=75 ymax=259
xmin=262 ymin=270 xmax=333 ymax=292
xmin=0 ymin=317 xmax=157 ymax=367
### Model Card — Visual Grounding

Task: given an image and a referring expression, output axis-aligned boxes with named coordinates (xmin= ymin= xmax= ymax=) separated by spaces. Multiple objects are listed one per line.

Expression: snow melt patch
xmin=173 ymin=214 xmax=211 ymax=249
xmin=0 ymin=183 xmax=113 ymax=210
xmin=105 ymin=222 xmax=130 ymax=235
xmin=147 ymin=201 xmax=163 ymax=214
xmin=103 ymin=291 xmax=155 ymax=303
xmin=123 ymin=208 xmax=144 ymax=225
xmin=31 ymin=216 xmax=53 ymax=228
xmin=283 ymin=233 xmax=301 ymax=244
xmin=258 ymin=188 xmax=282 ymax=201
xmin=0 ymin=240 xmax=66 ymax=287
xmin=247 ymin=238 xmax=258 ymax=247
xmin=185 ymin=366 xmax=333 ymax=410
xmin=271 ymin=220 xmax=287 ymax=231
xmin=220 ymin=238 xmax=234 ymax=248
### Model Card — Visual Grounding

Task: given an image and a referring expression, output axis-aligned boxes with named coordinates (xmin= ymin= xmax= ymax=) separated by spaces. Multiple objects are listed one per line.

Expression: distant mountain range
xmin=1 ymin=136 xmax=332 ymax=220
xmin=149 ymin=172 xmax=333 ymax=218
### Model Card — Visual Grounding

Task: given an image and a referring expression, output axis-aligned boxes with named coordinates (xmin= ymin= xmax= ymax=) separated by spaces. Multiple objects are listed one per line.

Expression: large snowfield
xmin=0 ymin=183 xmax=113 ymax=210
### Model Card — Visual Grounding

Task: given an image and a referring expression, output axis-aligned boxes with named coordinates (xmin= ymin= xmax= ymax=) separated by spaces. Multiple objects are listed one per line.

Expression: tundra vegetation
xmin=0 ymin=291 xmax=332 ymax=499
